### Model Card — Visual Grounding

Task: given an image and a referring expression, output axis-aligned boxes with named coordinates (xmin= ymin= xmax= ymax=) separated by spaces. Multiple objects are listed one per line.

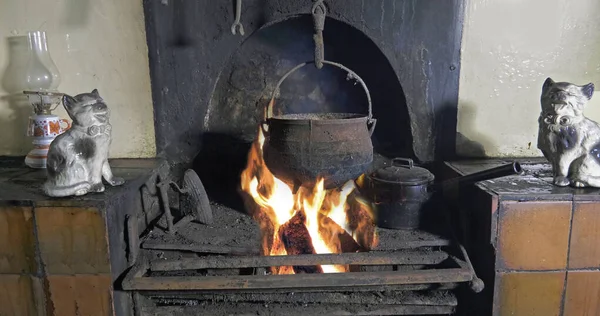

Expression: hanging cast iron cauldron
xmin=261 ymin=60 xmax=377 ymax=189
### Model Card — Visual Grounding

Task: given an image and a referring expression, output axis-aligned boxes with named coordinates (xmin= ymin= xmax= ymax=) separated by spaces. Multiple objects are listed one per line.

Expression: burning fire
xmin=240 ymin=128 xmax=378 ymax=274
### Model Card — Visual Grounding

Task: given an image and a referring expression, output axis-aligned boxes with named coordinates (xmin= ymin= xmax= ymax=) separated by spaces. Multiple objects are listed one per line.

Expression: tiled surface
xmin=564 ymin=271 xmax=600 ymax=316
xmin=497 ymin=272 xmax=565 ymax=316
xmin=0 ymin=274 xmax=39 ymax=316
xmin=569 ymin=202 xmax=600 ymax=269
xmin=0 ymin=206 xmax=36 ymax=274
xmin=498 ymin=201 xmax=571 ymax=270
xmin=35 ymin=207 xmax=110 ymax=274
xmin=449 ymin=160 xmax=600 ymax=314
xmin=46 ymin=274 xmax=113 ymax=316
xmin=0 ymin=161 xmax=159 ymax=316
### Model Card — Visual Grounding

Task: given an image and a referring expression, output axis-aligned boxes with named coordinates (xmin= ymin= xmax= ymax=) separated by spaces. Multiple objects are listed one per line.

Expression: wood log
xmin=346 ymin=192 xmax=377 ymax=250
xmin=318 ymin=214 xmax=361 ymax=253
xmin=279 ymin=211 xmax=322 ymax=273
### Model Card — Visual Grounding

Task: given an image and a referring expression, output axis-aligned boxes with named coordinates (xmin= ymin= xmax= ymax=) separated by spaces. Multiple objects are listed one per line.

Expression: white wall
xmin=458 ymin=0 xmax=600 ymax=157
xmin=0 ymin=0 xmax=155 ymax=158
xmin=5 ymin=0 xmax=599 ymax=159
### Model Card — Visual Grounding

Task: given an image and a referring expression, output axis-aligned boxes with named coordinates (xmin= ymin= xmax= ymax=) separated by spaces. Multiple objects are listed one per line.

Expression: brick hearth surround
xmin=446 ymin=159 xmax=600 ymax=316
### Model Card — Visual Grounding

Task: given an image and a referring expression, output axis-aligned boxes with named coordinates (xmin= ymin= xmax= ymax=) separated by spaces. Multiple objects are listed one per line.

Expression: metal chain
xmin=312 ymin=0 xmax=326 ymax=69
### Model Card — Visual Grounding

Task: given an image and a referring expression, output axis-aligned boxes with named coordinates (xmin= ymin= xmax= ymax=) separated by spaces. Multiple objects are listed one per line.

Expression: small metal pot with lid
xmin=367 ymin=158 xmax=436 ymax=230
xmin=366 ymin=157 xmax=524 ymax=230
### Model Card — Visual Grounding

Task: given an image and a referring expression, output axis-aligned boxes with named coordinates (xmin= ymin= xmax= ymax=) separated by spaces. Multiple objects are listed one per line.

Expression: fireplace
xmin=144 ymin=0 xmax=463 ymax=166
xmin=128 ymin=0 xmax=470 ymax=315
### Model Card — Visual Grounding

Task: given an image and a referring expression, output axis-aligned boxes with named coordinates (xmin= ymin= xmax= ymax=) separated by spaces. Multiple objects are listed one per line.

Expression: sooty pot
xmin=366 ymin=158 xmax=523 ymax=230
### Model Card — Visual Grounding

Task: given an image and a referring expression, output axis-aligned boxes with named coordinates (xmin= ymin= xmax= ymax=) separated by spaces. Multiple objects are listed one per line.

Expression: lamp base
xmin=25 ymin=137 xmax=53 ymax=169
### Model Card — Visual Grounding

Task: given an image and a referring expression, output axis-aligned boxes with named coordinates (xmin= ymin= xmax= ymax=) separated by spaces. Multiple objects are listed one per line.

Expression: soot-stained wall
xmin=143 ymin=0 xmax=464 ymax=167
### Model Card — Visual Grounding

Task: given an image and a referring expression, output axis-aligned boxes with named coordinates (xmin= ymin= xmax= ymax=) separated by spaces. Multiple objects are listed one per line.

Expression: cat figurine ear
xmin=62 ymin=94 xmax=77 ymax=115
xmin=543 ymin=77 xmax=555 ymax=91
xmin=63 ymin=94 xmax=76 ymax=107
xmin=91 ymin=89 xmax=100 ymax=98
xmin=582 ymin=83 xmax=594 ymax=100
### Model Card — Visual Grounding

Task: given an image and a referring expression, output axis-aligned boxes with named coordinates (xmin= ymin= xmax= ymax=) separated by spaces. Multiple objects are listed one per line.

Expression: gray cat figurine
xmin=43 ymin=89 xmax=124 ymax=197
xmin=537 ymin=77 xmax=600 ymax=187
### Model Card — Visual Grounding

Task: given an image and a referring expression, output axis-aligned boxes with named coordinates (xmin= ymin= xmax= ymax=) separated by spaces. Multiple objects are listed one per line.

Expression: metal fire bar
xmin=149 ymin=250 xmax=449 ymax=271
xmin=122 ymin=203 xmax=482 ymax=315
xmin=123 ymin=229 xmax=482 ymax=293
xmin=124 ymin=264 xmax=473 ymax=292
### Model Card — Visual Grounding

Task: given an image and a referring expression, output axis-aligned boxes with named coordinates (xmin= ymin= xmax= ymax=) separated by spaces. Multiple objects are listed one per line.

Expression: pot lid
xmin=371 ymin=158 xmax=435 ymax=185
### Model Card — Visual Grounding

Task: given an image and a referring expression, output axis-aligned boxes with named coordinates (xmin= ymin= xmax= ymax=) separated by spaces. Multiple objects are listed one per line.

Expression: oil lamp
xmin=22 ymin=31 xmax=70 ymax=169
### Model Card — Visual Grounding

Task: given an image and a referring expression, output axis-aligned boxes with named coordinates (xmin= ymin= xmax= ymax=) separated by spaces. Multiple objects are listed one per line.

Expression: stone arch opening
xmin=196 ymin=15 xmax=412 ymax=207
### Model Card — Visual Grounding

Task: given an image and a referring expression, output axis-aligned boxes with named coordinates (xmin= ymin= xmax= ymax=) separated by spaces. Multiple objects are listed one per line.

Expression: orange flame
xmin=240 ymin=128 xmax=378 ymax=274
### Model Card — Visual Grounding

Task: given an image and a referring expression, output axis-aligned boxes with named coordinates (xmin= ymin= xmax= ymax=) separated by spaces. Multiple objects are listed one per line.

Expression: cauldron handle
xmin=367 ymin=119 xmax=377 ymax=136
xmin=264 ymin=60 xmax=376 ymax=133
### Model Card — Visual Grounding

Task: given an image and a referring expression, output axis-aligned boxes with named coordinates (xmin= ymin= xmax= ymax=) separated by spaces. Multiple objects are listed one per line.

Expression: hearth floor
xmin=142 ymin=202 xmax=453 ymax=257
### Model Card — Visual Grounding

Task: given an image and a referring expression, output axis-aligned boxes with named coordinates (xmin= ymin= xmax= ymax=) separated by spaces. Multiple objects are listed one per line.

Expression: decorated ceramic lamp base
xmin=25 ymin=137 xmax=53 ymax=168
xmin=24 ymin=113 xmax=70 ymax=169
xmin=22 ymin=90 xmax=69 ymax=169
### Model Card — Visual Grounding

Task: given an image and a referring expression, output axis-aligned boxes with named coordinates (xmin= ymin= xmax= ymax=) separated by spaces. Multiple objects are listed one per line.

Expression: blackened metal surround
xmin=143 ymin=0 xmax=465 ymax=165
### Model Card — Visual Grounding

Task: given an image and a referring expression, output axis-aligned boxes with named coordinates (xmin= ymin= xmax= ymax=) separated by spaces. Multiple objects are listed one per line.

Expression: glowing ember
xmin=240 ymin=128 xmax=378 ymax=274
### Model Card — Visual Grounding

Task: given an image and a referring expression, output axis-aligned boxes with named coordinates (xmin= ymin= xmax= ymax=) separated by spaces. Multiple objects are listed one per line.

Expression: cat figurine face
xmin=537 ymin=77 xmax=600 ymax=187
xmin=43 ymin=89 xmax=124 ymax=197
xmin=64 ymin=90 xmax=110 ymax=127
xmin=540 ymin=78 xmax=594 ymax=124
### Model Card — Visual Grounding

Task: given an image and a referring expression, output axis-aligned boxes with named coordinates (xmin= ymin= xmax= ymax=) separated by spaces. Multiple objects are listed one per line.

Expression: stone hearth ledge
xmin=0 ymin=157 xmax=167 ymax=207
xmin=446 ymin=158 xmax=600 ymax=202
xmin=0 ymin=157 xmax=168 ymax=316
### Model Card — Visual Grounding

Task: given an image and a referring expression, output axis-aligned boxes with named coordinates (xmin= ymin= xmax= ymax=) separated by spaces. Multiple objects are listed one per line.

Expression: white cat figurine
xmin=537 ymin=77 xmax=600 ymax=187
xmin=43 ymin=89 xmax=124 ymax=197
